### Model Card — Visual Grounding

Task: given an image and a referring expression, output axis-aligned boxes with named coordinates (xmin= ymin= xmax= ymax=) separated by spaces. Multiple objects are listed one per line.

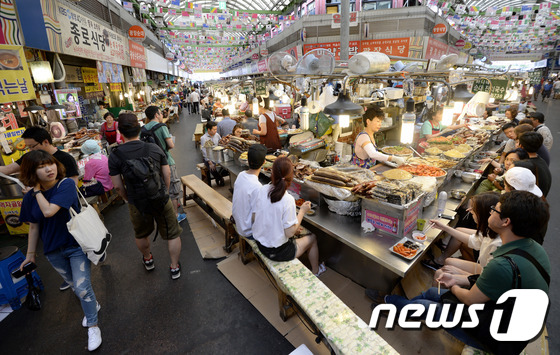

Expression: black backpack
xmin=112 ymin=143 xmax=169 ymax=215
xmin=140 ymin=123 xmax=167 ymax=152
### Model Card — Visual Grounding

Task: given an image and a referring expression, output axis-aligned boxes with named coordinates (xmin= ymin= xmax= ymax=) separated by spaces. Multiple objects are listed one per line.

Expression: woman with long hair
xmin=424 ymin=192 xmax=501 ymax=288
xmin=252 ymin=157 xmax=325 ymax=276
xmin=18 ymin=150 xmax=102 ymax=351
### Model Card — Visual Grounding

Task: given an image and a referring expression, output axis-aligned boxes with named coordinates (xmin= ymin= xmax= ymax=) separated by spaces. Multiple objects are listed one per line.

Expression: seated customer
xmin=377 ymin=191 xmax=550 ymax=354
xmin=517 ymin=132 xmax=551 ymax=196
xmin=80 ymin=140 xmax=113 ymax=197
xmin=514 ymin=124 xmax=549 ymax=165
xmin=232 ymin=124 xmax=243 ymax=138
xmin=252 ymin=157 xmax=326 ymax=276
xmin=217 ymin=109 xmax=237 ymax=137
xmin=232 ymin=144 xmax=267 ymax=239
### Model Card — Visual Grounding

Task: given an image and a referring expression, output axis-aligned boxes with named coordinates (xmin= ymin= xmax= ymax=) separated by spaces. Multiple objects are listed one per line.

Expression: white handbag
xmin=66 ymin=186 xmax=111 ymax=265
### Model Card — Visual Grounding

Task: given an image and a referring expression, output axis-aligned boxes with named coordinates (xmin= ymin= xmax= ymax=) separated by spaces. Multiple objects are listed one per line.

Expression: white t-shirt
xmin=190 ymin=91 xmax=200 ymax=102
xmin=259 ymin=112 xmax=276 ymax=125
xmin=467 ymin=232 xmax=502 ymax=267
xmin=232 ymin=171 xmax=261 ymax=237
xmin=252 ymin=184 xmax=298 ymax=248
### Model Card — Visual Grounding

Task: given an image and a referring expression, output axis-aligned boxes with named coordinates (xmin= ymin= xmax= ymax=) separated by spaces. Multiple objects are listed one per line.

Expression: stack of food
xmin=370 ymin=180 xmax=422 ymax=205
xmin=294 ymin=163 xmax=316 ymax=180
xmin=309 ymin=168 xmax=358 ymax=188
xmin=444 ymin=149 xmax=466 ymax=160
xmin=351 ymin=181 xmax=377 ymax=197
xmin=382 ymin=169 xmax=413 ymax=180
xmin=399 ymin=164 xmax=446 ymax=177
xmin=425 ymin=147 xmax=443 ymax=155
xmin=225 ymin=136 xmax=251 ymax=153
xmin=422 ymin=157 xmax=458 ymax=170
xmin=454 ymin=129 xmax=490 ymax=146
xmin=455 ymin=143 xmax=473 ymax=153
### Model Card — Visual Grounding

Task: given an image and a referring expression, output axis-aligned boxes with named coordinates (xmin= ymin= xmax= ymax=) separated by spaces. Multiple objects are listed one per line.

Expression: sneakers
xmin=170 ymin=263 xmax=181 ymax=280
xmin=314 ymin=263 xmax=327 ymax=277
xmin=365 ymin=289 xmax=387 ymax=308
xmin=143 ymin=253 xmax=155 ymax=271
xmin=87 ymin=326 xmax=102 ymax=351
xmin=59 ymin=281 xmax=71 ymax=291
xmin=177 ymin=213 xmax=187 ymax=223
xmin=82 ymin=302 xmax=101 ymax=327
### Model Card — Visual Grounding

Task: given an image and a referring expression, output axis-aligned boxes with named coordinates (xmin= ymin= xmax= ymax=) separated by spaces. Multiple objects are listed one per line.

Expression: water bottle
xmin=437 ymin=191 xmax=448 ymax=218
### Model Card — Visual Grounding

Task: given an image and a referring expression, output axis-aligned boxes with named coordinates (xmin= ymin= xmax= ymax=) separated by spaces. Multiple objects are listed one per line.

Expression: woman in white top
xmin=425 ymin=192 xmax=502 ymax=288
xmin=253 ymin=97 xmax=285 ymax=152
xmin=352 ymin=105 xmax=406 ymax=168
xmin=252 ymin=157 xmax=326 ymax=276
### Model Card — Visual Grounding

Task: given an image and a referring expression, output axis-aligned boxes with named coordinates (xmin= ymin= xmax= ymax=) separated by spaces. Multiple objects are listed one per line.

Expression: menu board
xmin=472 ymin=79 xmax=509 ymax=100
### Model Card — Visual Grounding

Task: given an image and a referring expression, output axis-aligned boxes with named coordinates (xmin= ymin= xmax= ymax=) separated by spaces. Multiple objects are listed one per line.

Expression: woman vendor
xmin=253 ymin=97 xmax=285 ymax=152
xmin=352 ymin=105 xmax=406 ymax=169
xmin=99 ymin=112 xmax=121 ymax=145
xmin=420 ymin=107 xmax=468 ymax=141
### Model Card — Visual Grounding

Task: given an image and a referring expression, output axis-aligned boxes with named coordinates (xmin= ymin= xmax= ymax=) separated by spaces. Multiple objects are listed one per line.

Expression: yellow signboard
xmin=85 ymin=83 xmax=103 ymax=93
xmin=110 ymin=83 xmax=122 ymax=92
xmin=1 ymin=128 xmax=27 ymax=166
xmin=0 ymin=45 xmax=36 ymax=104
xmin=0 ymin=198 xmax=29 ymax=235
xmin=81 ymin=67 xmax=99 ymax=84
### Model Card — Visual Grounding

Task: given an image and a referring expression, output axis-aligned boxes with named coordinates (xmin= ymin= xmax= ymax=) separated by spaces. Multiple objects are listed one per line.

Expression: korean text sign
xmin=472 ymin=79 xmax=509 ymax=100
xmin=57 ymin=3 xmax=129 ymax=66
xmin=0 ymin=198 xmax=29 ymax=235
xmin=361 ymin=38 xmax=410 ymax=56
xmin=128 ymin=40 xmax=146 ymax=69
xmin=0 ymin=45 xmax=36 ymax=104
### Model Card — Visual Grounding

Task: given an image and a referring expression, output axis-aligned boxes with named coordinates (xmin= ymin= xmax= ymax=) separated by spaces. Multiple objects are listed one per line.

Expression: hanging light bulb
xmin=119 ymin=93 xmax=124 ymax=100
xmin=124 ymin=92 xmax=129 ymax=98
xmin=442 ymin=105 xmax=455 ymax=126
xmin=400 ymin=99 xmax=416 ymax=144
xmin=453 ymin=101 xmax=464 ymax=114
xmin=339 ymin=114 xmax=350 ymax=128
xmin=252 ymin=97 xmax=259 ymax=116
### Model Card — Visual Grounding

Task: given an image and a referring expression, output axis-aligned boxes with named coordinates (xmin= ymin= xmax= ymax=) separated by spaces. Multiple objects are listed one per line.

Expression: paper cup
xmin=417 ymin=219 xmax=426 ymax=231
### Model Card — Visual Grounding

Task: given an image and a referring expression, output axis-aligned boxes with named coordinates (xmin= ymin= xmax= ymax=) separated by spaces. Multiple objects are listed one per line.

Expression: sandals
xmin=314 ymin=263 xmax=327 ymax=277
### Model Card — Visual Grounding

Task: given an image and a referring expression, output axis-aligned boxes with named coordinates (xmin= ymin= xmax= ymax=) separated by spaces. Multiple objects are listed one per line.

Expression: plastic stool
xmin=0 ymin=246 xmax=43 ymax=310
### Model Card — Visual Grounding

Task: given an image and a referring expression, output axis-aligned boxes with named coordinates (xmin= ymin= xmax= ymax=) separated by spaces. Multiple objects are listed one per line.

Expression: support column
xmin=340 ymin=0 xmax=350 ymax=62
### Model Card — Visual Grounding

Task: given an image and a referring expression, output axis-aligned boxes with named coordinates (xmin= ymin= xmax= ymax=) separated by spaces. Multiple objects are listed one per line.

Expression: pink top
xmin=84 ymin=154 xmax=113 ymax=191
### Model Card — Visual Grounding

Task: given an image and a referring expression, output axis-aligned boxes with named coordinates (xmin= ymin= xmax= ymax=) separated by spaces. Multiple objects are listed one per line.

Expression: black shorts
xmin=256 ymin=239 xmax=296 ymax=262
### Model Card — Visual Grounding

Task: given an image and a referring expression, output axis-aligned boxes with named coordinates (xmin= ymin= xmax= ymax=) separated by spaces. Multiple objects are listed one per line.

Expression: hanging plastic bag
xmin=310 ymin=111 xmax=334 ymax=137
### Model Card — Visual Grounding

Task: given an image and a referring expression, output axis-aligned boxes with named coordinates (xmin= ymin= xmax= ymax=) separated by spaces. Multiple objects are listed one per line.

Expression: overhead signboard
xmin=128 ymin=40 xmax=146 ymax=69
xmin=472 ymin=79 xmax=509 ymax=100
xmin=128 ymin=25 xmax=145 ymax=42
xmin=432 ymin=23 xmax=447 ymax=37
xmin=0 ymin=45 xmax=36 ymax=104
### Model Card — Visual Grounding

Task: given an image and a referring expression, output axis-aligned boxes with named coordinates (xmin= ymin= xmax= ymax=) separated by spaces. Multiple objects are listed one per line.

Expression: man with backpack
xmin=109 ymin=113 xmax=182 ymax=280
xmin=143 ymin=106 xmax=186 ymax=223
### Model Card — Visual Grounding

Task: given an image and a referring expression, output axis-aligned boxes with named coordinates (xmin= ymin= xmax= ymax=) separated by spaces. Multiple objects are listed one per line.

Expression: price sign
xmin=472 ymin=79 xmax=509 ymax=100
xmin=256 ymin=80 xmax=267 ymax=96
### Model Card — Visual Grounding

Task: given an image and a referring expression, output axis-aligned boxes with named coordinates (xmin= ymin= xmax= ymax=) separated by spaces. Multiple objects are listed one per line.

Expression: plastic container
xmin=348 ymin=52 xmax=390 ymax=75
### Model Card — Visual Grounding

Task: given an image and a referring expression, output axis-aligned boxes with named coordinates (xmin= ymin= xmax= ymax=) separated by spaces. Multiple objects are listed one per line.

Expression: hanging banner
xmin=361 ymin=38 xmax=410 ymax=56
xmin=0 ymin=127 xmax=26 ymax=166
xmin=0 ymin=198 xmax=29 ymax=235
xmin=96 ymin=61 xmax=124 ymax=83
xmin=0 ymin=45 xmax=36 ymax=104
xmin=54 ymin=89 xmax=81 ymax=118
xmin=255 ymin=79 xmax=267 ymax=95
xmin=64 ymin=65 xmax=83 ymax=82
xmin=81 ymin=67 xmax=99 ymax=84
xmin=472 ymin=79 xmax=509 ymax=100
xmin=84 ymin=83 xmax=103 ymax=93
xmin=131 ymin=67 xmax=147 ymax=82
xmin=128 ymin=40 xmax=146 ymax=69
xmin=331 ymin=12 xmax=358 ymax=28
xmin=110 ymin=83 xmax=122 ymax=92
xmin=56 ymin=2 xmax=129 ymax=65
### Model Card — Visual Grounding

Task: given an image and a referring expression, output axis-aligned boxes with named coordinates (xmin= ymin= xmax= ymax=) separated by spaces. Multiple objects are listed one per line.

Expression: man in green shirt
xmin=144 ymin=106 xmax=186 ymax=223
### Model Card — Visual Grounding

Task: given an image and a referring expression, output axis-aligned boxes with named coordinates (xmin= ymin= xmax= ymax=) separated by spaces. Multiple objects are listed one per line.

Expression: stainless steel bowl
xmin=450 ymin=189 xmax=466 ymax=200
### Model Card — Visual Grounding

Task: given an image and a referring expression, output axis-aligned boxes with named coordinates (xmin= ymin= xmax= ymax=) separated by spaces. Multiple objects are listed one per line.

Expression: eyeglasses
xmin=26 ymin=142 xmax=40 ymax=150
xmin=490 ymin=205 xmax=501 ymax=215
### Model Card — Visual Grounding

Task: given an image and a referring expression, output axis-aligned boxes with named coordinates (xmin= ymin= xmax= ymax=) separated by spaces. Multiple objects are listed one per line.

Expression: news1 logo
xmin=367 ymin=289 xmax=549 ymax=341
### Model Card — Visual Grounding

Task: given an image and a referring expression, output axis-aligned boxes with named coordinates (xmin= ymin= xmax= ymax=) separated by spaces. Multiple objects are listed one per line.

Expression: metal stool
xmin=0 ymin=246 xmax=43 ymax=310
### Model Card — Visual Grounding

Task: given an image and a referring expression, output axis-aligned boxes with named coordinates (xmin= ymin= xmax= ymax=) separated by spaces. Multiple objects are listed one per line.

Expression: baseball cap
xmin=80 ymin=139 xmax=101 ymax=155
xmin=248 ymin=144 xmax=267 ymax=169
xmin=504 ymin=167 xmax=543 ymax=198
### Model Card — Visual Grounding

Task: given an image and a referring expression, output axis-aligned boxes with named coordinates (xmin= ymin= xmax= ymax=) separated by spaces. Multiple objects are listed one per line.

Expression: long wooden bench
xmin=181 ymin=174 xmax=238 ymax=252
xmin=241 ymin=237 xmax=398 ymax=355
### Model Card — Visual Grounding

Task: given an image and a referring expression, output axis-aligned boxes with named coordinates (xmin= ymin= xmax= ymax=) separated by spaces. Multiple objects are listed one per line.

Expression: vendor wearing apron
xmin=100 ymin=112 xmax=121 ymax=145
xmin=417 ymin=108 xmax=467 ymax=152
xmin=352 ymin=105 xmax=406 ymax=169
xmin=253 ymin=97 xmax=285 ymax=153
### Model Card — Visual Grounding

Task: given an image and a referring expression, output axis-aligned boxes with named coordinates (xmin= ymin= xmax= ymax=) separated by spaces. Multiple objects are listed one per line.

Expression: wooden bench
xmin=241 ymin=237 xmax=398 ymax=354
xmin=195 ymin=163 xmax=211 ymax=185
xmin=181 ymin=174 xmax=238 ymax=252
xmin=193 ymin=123 xmax=204 ymax=148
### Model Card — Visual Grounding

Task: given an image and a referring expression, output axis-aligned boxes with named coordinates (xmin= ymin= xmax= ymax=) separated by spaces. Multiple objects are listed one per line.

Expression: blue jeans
xmin=46 ymin=246 xmax=98 ymax=326
xmin=386 ymin=287 xmax=486 ymax=350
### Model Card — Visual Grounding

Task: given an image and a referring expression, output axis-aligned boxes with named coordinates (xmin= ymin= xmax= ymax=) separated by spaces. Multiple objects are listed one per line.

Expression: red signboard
xmin=432 ymin=23 xmax=447 ymax=37
xmin=128 ymin=40 xmax=146 ymax=69
xmin=361 ymin=38 xmax=410 ymax=56
xmin=128 ymin=25 xmax=145 ymax=41
xmin=257 ymin=59 xmax=267 ymax=72
xmin=303 ymin=41 xmax=360 ymax=60
xmin=455 ymin=39 xmax=465 ymax=48
xmin=425 ymin=37 xmax=449 ymax=60
xmin=286 ymin=45 xmax=299 ymax=60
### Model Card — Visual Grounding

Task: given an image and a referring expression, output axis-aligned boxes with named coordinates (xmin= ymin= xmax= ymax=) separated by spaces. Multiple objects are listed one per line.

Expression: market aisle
xmin=534 ymin=99 xmax=560 ymax=353
xmin=0 ymin=109 xmax=294 ymax=354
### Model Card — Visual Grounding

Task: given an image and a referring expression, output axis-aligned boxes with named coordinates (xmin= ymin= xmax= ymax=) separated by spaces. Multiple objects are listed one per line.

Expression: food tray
xmin=381 ymin=146 xmax=413 ymax=157
xmin=389 ymin=237 xmax=424 ymax=261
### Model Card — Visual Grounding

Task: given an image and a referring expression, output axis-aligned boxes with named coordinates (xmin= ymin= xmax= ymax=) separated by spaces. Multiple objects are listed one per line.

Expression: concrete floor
xmin=0 ymin=101 xmax=558 ymax=354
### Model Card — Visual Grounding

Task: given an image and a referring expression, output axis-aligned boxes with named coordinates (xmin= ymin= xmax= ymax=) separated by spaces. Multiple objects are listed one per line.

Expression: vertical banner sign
xmin=425 ymin=37 xmax=449 ymax=60
xmin=472 ymin=79 xmax=509 ymax=100
xmin=0 ymin=199 xmax=29 ymax=235
xmin=128 ymin=40 xmax=146 ymax=69
xmin=56 ymin=3 xmax=129 ymax=65
xmin=0 ymin=45 xmax=36 ymax=103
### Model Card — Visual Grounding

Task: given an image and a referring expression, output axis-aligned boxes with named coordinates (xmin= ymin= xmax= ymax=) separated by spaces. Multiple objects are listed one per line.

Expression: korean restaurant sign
xmin=361 ymin=38 xmax=410 ymax=56
xmin=425 ymin=37 xmax=449 ymax=60
xmin=432 ymin=23 xmax=447 ymax=37
xmin=56 ymin=2 xmax=129 ymax=66
xmin=0 ymin=45 xmax=36 ymax=104
xmin=303 ymin=41 xmax=361 ymax=60
xmin=81 ymin=67 xmax=99 ymax=84
xmin=128 ymin=40 xmax=146 ymax=69
xmin=128 ymin=25 xmax=145 ymax=42
xmin=332 ymin=12 xmax=358 ymax=28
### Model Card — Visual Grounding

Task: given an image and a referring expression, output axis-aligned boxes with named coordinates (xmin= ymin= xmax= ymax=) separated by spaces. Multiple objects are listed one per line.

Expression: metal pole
xmin=340 ymin=0 xmax=350 ymax=62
